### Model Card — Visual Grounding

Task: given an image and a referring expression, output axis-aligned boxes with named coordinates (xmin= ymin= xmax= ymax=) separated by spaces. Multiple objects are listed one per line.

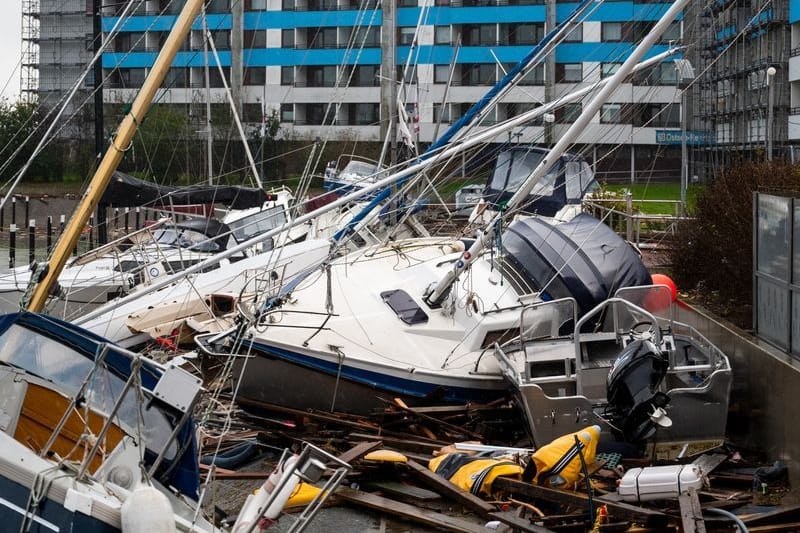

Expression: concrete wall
xmin=677 ymin=301 xmax=800 ymax=483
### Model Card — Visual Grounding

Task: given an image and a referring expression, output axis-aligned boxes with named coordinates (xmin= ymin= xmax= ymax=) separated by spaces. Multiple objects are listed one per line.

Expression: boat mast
xmin=424 ymin=0 xmax=692 ymax=307
xmin=24 ymin=0 xmax=206 ymax=313
xmin=333 ymin=0 xmax=595 ymax=242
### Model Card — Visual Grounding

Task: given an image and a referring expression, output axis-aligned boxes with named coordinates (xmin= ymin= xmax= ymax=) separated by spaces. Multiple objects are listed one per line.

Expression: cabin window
xmin=0 ymin=324 xmax=176 ymax=458
xmin=481 ymin=329 xmax=518 ymax=349
xmin=381 ymin=290 xmax=429 ymax=325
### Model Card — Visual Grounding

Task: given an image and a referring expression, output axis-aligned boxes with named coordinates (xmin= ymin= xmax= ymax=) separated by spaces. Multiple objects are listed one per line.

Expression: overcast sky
xmin=0 ymin=3 xmax=23 ymax=100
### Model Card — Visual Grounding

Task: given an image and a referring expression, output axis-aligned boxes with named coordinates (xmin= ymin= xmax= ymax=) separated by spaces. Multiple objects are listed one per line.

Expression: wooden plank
xmin=492 ymin=477 xmax=668 ymax=528
xmin=362 ymin=480 xmax=441 ymax=501
xmin=748 ymin=522 xmax=800 ymax=533
xmin=742 ymin=505 xmax=800 ymax=526
xmin=404 ymin=461 xmax=555 ymax=533
xmin=678 ymin=488 xmax=706 ymax=533
xmin=335 ymin=486 xmax=487 ymax=533
xmin=380 ymin=397 xmax=486 ymax=440
xmin=691 ymin=453 xmax=728 ymax=475
xmin=349 ymin=432 xmax=447 ymax=453
xmin=337 ymin=440 xmax=382 ymax=465
xmin=404 ymin=460 xmax=496 ymax=514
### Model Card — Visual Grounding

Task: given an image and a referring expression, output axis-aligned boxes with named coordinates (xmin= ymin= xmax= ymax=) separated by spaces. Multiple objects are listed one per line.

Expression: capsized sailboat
xmin=197 ymin=0 xmax=731 ymax=454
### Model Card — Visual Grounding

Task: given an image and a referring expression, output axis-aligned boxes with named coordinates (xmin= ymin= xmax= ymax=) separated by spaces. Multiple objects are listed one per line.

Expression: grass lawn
xmin=602 ymin=182 xmax=703 ymax=214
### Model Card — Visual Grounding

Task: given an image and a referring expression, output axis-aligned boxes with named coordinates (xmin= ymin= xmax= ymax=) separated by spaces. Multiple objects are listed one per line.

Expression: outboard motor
xmin=606 ymin=339 xmax=670 ymax=443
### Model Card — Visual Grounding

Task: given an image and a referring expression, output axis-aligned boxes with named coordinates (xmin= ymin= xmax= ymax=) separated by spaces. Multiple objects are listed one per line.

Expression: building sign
xmin=655 ymin=130 xmax=715 ymax=145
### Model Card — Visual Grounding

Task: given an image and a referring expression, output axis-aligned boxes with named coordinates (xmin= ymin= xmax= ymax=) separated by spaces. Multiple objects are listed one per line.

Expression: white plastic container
xmin=618 ymin=464 xmax=703 ymax=502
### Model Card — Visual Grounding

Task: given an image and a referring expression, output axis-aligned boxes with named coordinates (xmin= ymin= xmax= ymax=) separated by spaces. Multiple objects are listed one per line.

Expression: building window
xmin=246 ymin=0 xmax=268 ymax=9
xmin=282 ymin=0 xmax=295 ymax=10
xmin=211 ymin=31 xmax=230 ymax=50
xmin=633 ymin=63 xmax=679 ymax=85
xmin=398 ymin=0 xmax=417 ymax=5
xmin=716 ymin=121 xmax=732 ymax=143
xmin=399 ymin=27 xmax=416 ymax=45
xmin=244 ymin=30 xmax=267 ymax=48
xmin=502 ymin=23 xmax=544 ymax=45
xmin=352 ymin=26 xmax=380 ymax=47
xmin=434 ymin=64 xmax=451 ymax=84
xmin=462 ymin=24 xmax=497 ymax=46
xmin=660 ymin=21 xmax=681 ymax=42
xmin=282 ymin=29 xmax=295 ymax=48
xmin=349 ymin=103 xmax=379 ymax=125
xmin=601 ymin=22 xmax=623 ymax=42
xmin=349 ymin=65 xmax=379 ymax=86
xmin=244 ymin=67 xmax=266 ymax=85
xmin=462 ymin=64 xmax=496 ymax=85
xmin=207 ymin=0 xmax=230 ymax=12
xmin=281 ymin=66 xmax=294 ymax=86
xmin=600 ymin=103 xmax=624 ymax=124
xmin=281 ymin=104 xmax=294 ymax=123
xmin=563 ymin=23 xmax=582 ymax=42
xmin=161 ymin=67 xmax=188 ymax=88
xmin=435 ymin=26 xmax=451 ymax=45
xmin=557 ymin=102 xmax=581 ymax=123
xmin=505 ymin=102 xmax=543 ymax=124
xmin=601 ymin=62 xmax=621 ymax=79
xmin=309 ymin=27 xmax=337 ymax=49
xmin=557 ymin=63 xmax=582 ymax=83
xmin=433 ymin=103 xmax=450 ymax=123
xmin=518 ymin=64 xmax=544 ymax=85
xmin=634 ymin=103 xmax=679 ymax=127
xmin=306 ymin=103 xmax=334 ymax=125
xmin=307 ymin=65 xmax=337 ymax=87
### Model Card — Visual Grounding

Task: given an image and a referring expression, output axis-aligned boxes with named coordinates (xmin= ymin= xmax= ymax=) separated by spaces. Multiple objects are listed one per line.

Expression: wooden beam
xmin=335 ymin=486 xmax=487 ymax=533
xmin=404 ymin=459 xmax=496 ymax=516
xmin=337 ymin=440 xmax=382 ymax=465
xmin=404 ymin=461 xmax=555 ymax=533
xmin=678 ymin=488 xmax=706 ymax=533
xmin=742 ymin=505 xmax=800 ymax=527
xmin=748 ymin=523 xmax=800 ymax=533
xmin=492 ymin=477 xmax=668 ymax=528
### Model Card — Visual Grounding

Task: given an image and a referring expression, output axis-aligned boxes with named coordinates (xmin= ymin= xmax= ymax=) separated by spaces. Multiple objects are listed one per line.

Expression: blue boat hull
xmin=0 ymin=475 xmax=118 ymax=533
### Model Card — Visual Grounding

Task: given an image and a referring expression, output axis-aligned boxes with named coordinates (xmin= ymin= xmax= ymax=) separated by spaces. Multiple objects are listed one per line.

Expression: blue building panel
xmin=791 ymin=0 xmax=800 ymax=23
xmin=105 ymin=2 xmax=677 ymax=32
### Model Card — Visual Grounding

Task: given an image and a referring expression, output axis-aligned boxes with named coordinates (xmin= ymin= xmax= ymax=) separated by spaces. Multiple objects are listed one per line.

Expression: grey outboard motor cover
xmin=501 ymin=213 xmax=651 ymax=315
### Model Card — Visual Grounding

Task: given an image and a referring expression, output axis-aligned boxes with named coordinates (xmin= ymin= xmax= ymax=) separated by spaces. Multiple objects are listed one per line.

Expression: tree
xmin=0 ymin=99 xmax=63 ymax=182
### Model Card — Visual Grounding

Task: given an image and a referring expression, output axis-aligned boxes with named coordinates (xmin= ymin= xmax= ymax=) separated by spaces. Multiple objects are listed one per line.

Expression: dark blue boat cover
xmin=501 ymin=214 xmax=652 ymax=314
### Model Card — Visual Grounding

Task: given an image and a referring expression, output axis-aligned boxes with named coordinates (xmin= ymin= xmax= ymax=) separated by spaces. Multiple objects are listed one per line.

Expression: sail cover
xmin=100 ymin=171 xmax=268 ymax=209
xmin=501 ymin=214 xmax=651 ymax=314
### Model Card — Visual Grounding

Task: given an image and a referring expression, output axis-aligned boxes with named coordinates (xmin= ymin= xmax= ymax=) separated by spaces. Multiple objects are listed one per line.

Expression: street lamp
xmin=766 ymin=66 xmax=777 ymax=161
xmin=674 ymin=59 xmax=695 ymax=216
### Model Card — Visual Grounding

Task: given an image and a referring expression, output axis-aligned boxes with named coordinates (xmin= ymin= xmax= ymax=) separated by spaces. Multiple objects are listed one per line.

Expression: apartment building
xmin=30 ymin=0 xmax=694 ymax=178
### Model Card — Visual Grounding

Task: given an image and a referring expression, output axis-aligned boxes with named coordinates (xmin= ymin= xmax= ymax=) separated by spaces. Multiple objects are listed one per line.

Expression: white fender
xmin=121 ymin=485 xmax=175 ymax=533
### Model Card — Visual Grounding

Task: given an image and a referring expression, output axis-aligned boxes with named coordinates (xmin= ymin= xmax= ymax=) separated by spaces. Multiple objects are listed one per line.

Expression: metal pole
xmin=202 ymin=6 xmax=214 ymax=185
xmin=767 ymin=66 xmax=776 ymax=161
xmin=680 ymin=87 xmax=687 ymax=214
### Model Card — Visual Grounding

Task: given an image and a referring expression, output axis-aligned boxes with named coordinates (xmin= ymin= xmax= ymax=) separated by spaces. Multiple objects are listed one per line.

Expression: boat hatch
xmin=380 ymin=290 xmax=429 ymax=325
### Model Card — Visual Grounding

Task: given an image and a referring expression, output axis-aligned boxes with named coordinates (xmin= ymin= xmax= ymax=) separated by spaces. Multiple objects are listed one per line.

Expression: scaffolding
xmin=21 ymin=0 xmax=40 ymax=102
xmin=690 ymin=0 xmax=789 ymax=178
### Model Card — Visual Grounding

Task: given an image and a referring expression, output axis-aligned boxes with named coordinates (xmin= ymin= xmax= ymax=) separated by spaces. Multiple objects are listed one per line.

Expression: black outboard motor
xmin=606 ymin=339 xmax=670 ymax=443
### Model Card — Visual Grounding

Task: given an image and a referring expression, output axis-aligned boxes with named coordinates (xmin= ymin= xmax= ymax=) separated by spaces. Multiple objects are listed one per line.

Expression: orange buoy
xmin=650 ymin=273 xmax=678 ymax=302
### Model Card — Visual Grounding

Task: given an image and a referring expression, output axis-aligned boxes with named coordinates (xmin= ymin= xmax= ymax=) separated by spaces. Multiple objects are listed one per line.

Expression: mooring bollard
xmin=46 ymin=216 xmax=53 ymax=254
xmin=28 ymin=219 xmax=35 ymax=265
xmin=9 ymin=224 xmax=16 ymax=268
